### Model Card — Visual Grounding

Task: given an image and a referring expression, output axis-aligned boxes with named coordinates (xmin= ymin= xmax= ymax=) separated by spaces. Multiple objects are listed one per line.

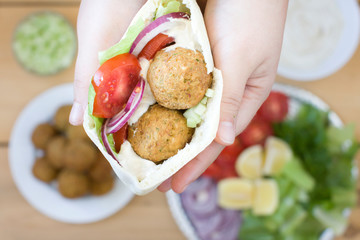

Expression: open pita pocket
xmin=84 ymin=0 xmax=223 ymax=195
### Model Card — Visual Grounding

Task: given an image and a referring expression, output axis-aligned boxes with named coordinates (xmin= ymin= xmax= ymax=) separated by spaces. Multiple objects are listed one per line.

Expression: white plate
xmin=9 ymin=83 xmax=134 ymax=224
xmin=277 ymin=0 xmax=360 ymax=81
xmin=166 ymin=83 xmax=351 ymax=240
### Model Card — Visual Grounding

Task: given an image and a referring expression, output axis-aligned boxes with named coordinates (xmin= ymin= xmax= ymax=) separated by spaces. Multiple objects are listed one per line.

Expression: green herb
xmin=273 ymin=104 xmax=358 ymax=208
xmin=239 ymin=104 xmax=359 ymax=240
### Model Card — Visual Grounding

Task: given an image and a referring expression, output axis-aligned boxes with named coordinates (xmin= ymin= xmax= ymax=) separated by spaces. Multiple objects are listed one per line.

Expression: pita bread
xmin=84 ymin=0 xmax=223 ymax=195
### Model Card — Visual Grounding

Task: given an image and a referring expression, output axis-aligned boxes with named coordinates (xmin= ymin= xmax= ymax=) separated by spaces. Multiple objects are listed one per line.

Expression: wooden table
xmin=0 ymin=1 xmax=359 ymax=240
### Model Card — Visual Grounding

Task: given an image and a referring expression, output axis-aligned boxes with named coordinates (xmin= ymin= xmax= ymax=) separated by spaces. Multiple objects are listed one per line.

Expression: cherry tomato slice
xmin=238 ymin=118 xmax=273 ymax=147
xmin=113 ymin=123 xmax=128 ymax=153
xmin=92 ymin=53 xmax=141 ymax=118
xmin=138 ymin=33 xmax=175 ymax=60
xmin=258 ymin=91 xmax=289 ymax=123
xmin=202 ymin=162 xmax=222 ymax=181
xmin=217 ymin=138 xmax=244 ymax=167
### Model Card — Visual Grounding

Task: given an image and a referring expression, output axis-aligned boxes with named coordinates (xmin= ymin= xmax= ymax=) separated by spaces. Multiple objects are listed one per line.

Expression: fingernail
xmin=69 ymin=102 xmax=84 ymax=125
xmin=218 ymin=121 xmax=235 ymax=145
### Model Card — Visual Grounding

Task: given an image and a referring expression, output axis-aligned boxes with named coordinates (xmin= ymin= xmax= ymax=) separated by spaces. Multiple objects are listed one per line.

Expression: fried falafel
xmin=46 ymin=135 xmax=67 ymax=169
xmin=32 ymin=157 xmax=57 ymax=182
xmin=147 ymin=47 xmax=212 ymax=109
xmin=128 ymin=104 xmax=194 ymax=163
xmin=90 ymin=175 xmax=115 ymax=196
xmin=58 ymin=169 xmax=90 ymax=198
xmin=64 ymin=140 xmax=97 ymax=172
xmin=32 ymin=123 xmax=57 ymax=150
xmin=89 ymin=153 xmax=113 ymax=181
xmin=54 ymin=105 xmax=72 ymax=131
xmin=66 ymin=124 xmax=89 ymax=141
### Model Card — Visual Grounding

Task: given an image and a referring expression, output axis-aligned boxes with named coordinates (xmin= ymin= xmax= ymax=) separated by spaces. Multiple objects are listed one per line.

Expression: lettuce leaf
xmin=98 ymin=17 xmax=145 ymax=65
xmin=88 ymin=84 xmax=104 ymax=140
xmin=155 ymin=0 xmax=190 ymax=19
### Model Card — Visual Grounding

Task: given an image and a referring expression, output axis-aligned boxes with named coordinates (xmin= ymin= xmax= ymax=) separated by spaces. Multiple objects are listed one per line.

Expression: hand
xmin=158 ymin=0 xmax=288 ymax=193
xmin=69 ymin=0 xmax=146 ymax=125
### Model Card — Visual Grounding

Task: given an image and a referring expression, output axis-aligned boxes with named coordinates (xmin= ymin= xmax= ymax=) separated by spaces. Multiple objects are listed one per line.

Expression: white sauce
xmin=279 ymin=0 xmax=344 ymax=70
xmin=118 ymin=18 xmax=202 ymax=180
xmin=128 ymin=58 xmax=156 ymax=125
xmin=165 ymin=18 xmax=202 ymax=52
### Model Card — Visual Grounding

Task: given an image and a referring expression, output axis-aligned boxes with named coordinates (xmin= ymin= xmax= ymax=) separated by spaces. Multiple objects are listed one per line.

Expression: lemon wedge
xmin=253 ymin=179 xmax=279 ymax=216
xmin=263 ymin=136 xmax=293 ymax=176
xmin=235 ymin=145 xmax=263 ymax=179
xmin=218 ymin=178 xmax=254 ymax=210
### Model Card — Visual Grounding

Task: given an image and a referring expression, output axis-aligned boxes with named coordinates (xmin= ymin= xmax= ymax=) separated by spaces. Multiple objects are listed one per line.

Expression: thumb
xmin=69 ymin=0 xmax=146 ymax=125
xmin=211 ymin=44 xmax=252 ymax=146
xmin=215 ymin=76 xmax=247 ymax=145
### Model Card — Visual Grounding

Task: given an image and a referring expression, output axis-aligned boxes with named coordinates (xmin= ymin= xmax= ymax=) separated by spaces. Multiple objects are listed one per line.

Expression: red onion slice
xmin=106 ymin=77 xmax=145 ymax=134
xmin=205 ymin=210 xmax=242 ymax=240
xmin=130 ymin=12 xmax=189 ymax=56
xmin=101 ymin=120 xmax=120 ymax=164
xmin=181 ymin=177 xmax=218 ymax=217
xmin=180 ymin=177 xmax=243 ymax=240
xmin=191 ymin=210 xmax=223 ymax=240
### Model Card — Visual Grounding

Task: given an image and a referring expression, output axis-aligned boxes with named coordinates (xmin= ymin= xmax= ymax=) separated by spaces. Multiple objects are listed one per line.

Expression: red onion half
xmin=181 ymin=177 xmax=217 ymax=217
xmin=180 ymin=177 xmax=242 ymax=240
xmin=106 ymin=77 xmax=145 ymax=134
xmin=130 ymin=12 xmax=189 ymax=56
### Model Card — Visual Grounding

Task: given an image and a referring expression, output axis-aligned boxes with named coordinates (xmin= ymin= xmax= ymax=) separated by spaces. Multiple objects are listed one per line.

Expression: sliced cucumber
xmin=13 ymin=12 xmax=76 ymax=75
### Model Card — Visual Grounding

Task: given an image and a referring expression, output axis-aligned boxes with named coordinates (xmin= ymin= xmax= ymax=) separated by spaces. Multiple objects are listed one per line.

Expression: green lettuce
xmin=155 ymin=0 xmax=190 ymax=19
xmin=98 ymin=17 xmax=145 ymax=65
xmin=88 ymin=84 xmax=104 ymax=140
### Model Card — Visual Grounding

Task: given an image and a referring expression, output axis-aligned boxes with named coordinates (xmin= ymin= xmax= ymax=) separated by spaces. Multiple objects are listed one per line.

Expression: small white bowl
xmin=277 ymin=0 xmax=360 ymax=81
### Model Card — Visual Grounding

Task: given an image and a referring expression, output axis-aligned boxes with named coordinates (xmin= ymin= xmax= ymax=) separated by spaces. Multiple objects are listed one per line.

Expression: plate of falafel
xmin=9 ymin=83 xmax=134 ymax=224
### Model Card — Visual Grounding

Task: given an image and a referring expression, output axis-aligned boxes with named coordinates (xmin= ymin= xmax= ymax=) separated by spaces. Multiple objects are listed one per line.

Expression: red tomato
xmin=220 ymin=166 xmax=238 ymax=179
xmin=238 ymin=119 xmax=273 ymax=147
xmin=92 ymin=53 xmax=141 ymax=118
xmin=113 ymin=123 xmax=128 ymax=153
xmin=217 ymin=138 xmax=244 ymax=167
xmin=138 ymin=33 xmax=175 ymax=60
xmin=258 ymin=91 xmax=289 ymax=123
xmin=202 ymin=162 xmax=222 ymax=181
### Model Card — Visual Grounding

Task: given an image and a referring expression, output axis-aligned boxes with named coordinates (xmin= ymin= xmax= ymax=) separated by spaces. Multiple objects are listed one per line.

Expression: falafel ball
xmin=32 ymin=157 xmax=57 ymax=183
xmin=54 ymin=105 xmax=72 ymax=131
xmin=32 ymin=123 xmax=57 ymax=149
xmin=66 ymin=125 xmax=89 ymax=141
xmin=147 ymin=47 xmax=212 ymax=109
xmin=90 ymin=176 xmax=115 ymax=196
xmin=58 ymin=169 xmax=89 ymax=198
xmin=128 ymin=104 xmax=194 ymax=163
xmin=89 ymin=153 xmax=113 ymax=181
xmin=64 ymin=140 xmax=97 ymax=172
xmin=46 ymin=135 xmax=67 ymax=169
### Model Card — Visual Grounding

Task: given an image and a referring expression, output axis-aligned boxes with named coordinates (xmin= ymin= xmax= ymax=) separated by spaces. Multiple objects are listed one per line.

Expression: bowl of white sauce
xmin=278 ymin=0 xmax=360 ymax=81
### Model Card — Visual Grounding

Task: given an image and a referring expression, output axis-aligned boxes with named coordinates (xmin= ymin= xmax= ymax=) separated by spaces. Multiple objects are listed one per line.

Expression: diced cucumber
xmin=331 ymin=187 xmax=357 ymax=208
xmin=187 ymin=118 xmax=198 ymax=128
xmin=13 ymin=12 xmax=76 ymax=75
xmin=281 ymin=158 xmax=315 ymax=192
xmin=183 ymin=104 xmax=203 ymax=128
xmin=205 ymin=88 xmax=215 ymax=97
xmin=184 ymin=108 xmax=197 ymax=120
xmin=271 ymin=197 xmax=295 ymax=227
xmin=193 ymin=103 xmax=207 ymax=116
xmin=200 ymin=97 xmax=208 ymax=105
xmin=280 ymin=206 xmax=307 ymax=236
xmin=313 ymin=206 xmax=347 ymax=235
